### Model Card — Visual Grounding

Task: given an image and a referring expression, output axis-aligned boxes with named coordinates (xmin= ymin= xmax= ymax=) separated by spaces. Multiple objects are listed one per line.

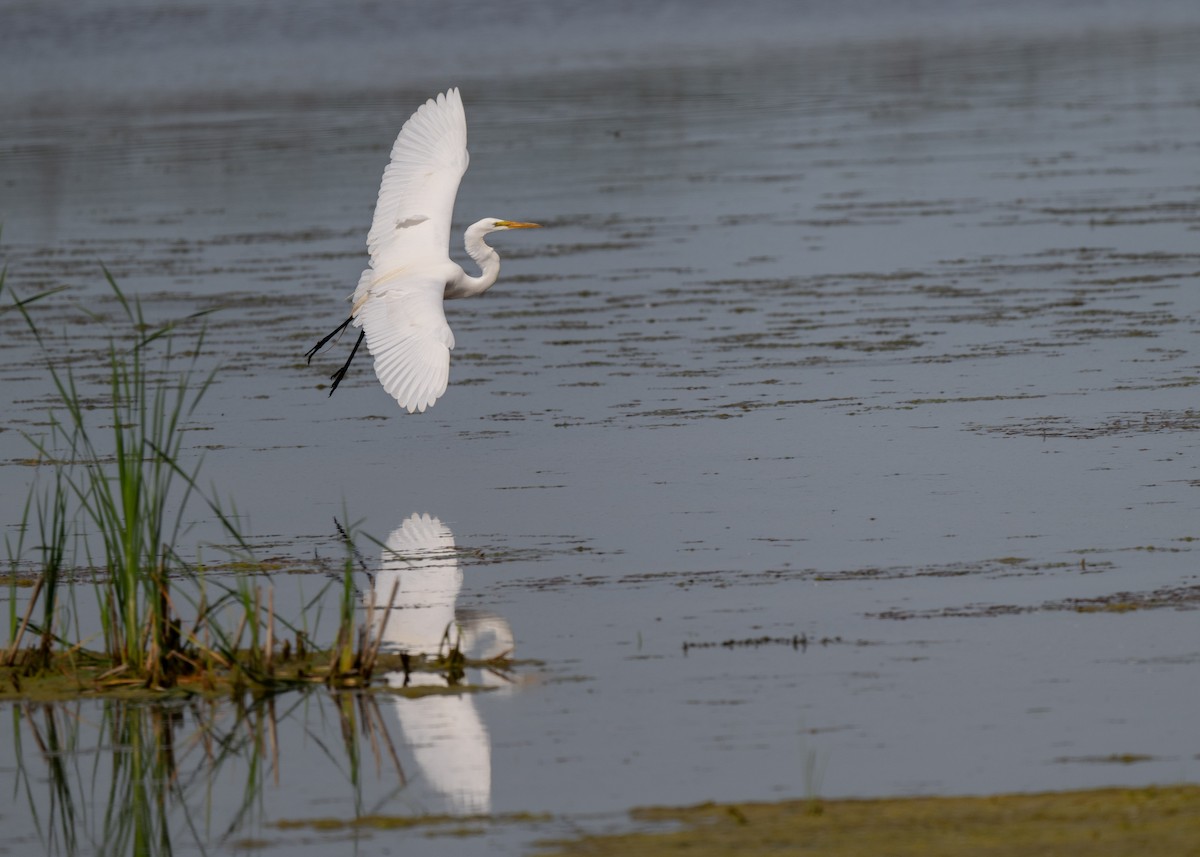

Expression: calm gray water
xmin=2 ymin=1 xmax=1200 ymax=854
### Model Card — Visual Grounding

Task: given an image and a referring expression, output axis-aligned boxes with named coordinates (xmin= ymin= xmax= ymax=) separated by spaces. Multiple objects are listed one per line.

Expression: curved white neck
xmin=448 ymin=221 xmax=501 ymax=299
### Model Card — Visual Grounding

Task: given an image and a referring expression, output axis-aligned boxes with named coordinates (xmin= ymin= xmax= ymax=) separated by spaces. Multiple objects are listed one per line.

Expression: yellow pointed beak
xmin=497 ymin=220 xmax=542 ymax=229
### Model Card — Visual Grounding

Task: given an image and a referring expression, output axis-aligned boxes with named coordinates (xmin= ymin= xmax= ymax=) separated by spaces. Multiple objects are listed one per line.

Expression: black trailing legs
xmin=305 ymin=315 xmax=354 ymax=363
xmin=306 ymin=316 xmax=365 ymax=396
xmin=327 ymin=330 xmax=365 ymax=396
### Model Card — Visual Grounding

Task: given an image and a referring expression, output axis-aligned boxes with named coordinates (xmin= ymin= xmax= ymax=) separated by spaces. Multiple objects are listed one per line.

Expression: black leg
xmin=305 ymin=315 xmax=354 ymax=364
xmin=328 ymin=329 xmax=365 ymax=396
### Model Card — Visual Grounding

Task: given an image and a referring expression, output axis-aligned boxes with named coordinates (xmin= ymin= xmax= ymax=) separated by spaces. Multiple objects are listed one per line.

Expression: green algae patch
xmin=0 ymin=647 xmax=518 ymax=702
xmin=534 ymin=785 xmax=1200 ymax=857
xmin=273 ymin=810 xmax=551 ymax=834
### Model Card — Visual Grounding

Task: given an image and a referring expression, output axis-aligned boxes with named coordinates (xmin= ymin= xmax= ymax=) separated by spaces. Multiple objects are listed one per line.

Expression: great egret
xmin=305 ymin=88 xmax=541 ymax=413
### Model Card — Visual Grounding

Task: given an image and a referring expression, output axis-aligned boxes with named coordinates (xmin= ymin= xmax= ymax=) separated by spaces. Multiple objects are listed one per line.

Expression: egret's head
xmin=464 ymin=218 xmax=542 ymax=254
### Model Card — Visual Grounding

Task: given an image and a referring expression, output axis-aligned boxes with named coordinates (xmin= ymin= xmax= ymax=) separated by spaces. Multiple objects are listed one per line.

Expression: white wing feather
xmin=366 ymin=88 xmax=468 ymax=272
xmin=355 ymin=271 xmax=455 ymax=413
xmin=351 ymin=88 xmax=469 ymax=413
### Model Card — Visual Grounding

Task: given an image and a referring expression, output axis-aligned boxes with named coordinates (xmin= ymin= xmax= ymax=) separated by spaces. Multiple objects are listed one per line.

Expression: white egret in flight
xmin=306 ymin=88 xmax=541 ymax=413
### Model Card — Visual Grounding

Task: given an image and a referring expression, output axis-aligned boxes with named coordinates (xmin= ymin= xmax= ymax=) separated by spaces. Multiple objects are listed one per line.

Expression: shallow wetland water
xmin=1 ymin=2 xmax=1199 ymax=854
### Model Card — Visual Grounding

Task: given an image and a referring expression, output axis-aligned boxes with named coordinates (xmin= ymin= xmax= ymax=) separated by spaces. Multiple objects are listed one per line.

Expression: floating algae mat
xmin=535 ymin=785 xmax=1200 ymax=857
xmin=0 ymin=647 xmax=514 ymax=702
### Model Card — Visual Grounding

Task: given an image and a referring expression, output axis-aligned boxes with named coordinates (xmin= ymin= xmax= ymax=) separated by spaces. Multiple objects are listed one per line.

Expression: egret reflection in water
xmin=366 ymin=512 xmax=515 ymax=814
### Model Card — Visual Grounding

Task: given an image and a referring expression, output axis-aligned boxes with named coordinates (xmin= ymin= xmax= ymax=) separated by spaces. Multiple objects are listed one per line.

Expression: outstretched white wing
xmin=354 ymin=271 xmax=455 ymax=413
xmin=366 ymin=88 xmax=469 ymax=271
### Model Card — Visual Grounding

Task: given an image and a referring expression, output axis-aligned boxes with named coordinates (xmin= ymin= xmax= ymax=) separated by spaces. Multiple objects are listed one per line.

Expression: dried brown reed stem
xmin=362 ymin=579 xmax=400 ymax=680
xmin=265 ymin=587 xmax=275 ymax=674
xmin=268 ymin=696 xmax=280 ymax=786
xmin=4 ymin=576 xmax=45 ymax=666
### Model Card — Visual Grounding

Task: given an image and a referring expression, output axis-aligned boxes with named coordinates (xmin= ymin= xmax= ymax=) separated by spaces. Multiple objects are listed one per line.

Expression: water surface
xmin=2 ymin=1 xmax=1199 ymax=854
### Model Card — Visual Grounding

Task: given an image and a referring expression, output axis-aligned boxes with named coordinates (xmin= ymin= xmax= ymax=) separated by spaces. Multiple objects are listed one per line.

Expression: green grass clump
xmin=3 ymin=268 xmax=239 ymax=687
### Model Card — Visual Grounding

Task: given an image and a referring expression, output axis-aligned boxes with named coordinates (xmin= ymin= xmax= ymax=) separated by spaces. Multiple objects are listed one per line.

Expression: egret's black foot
xmin=306 ymin=315 xmax=354 ymax=364
xmin=328 ymin=329 xmax=365 ymax=396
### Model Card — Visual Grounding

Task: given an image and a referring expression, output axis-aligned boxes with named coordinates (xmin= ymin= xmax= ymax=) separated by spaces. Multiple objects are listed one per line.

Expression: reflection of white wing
xmin=384 ymin=511 xmax=455 ymax=556
xmin=371 ymin=513 xmax=462 ymax=653
xmin=385 ymin=676 xmax=492 ymax=814
xmin=366 ymin=88 xmax=468 ymax=271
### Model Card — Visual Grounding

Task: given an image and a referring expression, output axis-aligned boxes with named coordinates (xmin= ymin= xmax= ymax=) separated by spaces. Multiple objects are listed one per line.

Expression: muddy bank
xmin=535 ymin=785 xmax=1200 ymax=856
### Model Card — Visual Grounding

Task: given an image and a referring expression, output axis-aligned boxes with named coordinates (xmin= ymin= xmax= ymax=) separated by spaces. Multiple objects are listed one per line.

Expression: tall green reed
xmin=7 ymin=269 xmax=245 ymax=683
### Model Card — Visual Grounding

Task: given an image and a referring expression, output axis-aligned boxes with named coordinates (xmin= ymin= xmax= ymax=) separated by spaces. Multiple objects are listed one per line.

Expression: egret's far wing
xmin=367 ymin=88 xmax=469 ymax=270
xmin=354 ymin=274 xmax=455 ymax=413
